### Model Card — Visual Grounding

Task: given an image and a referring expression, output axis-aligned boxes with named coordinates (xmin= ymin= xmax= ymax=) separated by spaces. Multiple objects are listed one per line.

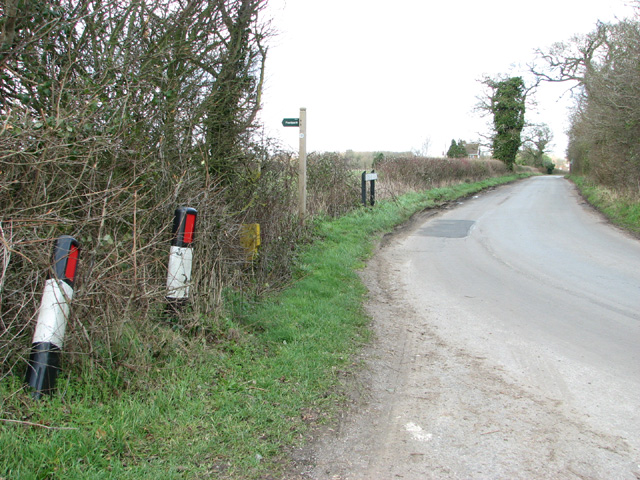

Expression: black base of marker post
xmin=166 ymin=207 xmax=197 ymax=317
xmin=361 ymin=170 xmax=377 ymax=207
xmin=25 ymin=235 xmax=79 ymax=399
xmin=25 ymin=343 xmax=61 ymax=398
xmin=370 ymin=170 xmax=376 ymax=206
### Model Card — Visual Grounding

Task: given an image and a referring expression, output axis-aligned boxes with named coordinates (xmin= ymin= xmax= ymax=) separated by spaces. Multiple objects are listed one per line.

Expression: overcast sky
xmin=259 ymin=0 xmax=637 ymax=157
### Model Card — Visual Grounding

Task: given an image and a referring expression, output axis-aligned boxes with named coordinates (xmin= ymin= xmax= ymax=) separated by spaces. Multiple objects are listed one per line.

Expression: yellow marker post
xmin=240 ymin=224 xmax=261 ymax=261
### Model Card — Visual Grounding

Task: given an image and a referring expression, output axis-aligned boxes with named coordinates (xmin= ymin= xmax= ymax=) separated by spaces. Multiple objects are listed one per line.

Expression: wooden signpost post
xmin=282 ymin=108 xmax=307 ymax=222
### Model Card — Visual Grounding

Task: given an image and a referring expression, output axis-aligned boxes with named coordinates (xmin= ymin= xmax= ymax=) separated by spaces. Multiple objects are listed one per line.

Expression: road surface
xmin=295 ymin=176 xmax=640 ymax=479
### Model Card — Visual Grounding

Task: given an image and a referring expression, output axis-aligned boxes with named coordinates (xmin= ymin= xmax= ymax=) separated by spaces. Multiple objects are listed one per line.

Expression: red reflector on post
xmin=183 ymin=213 xmax=196 ymax=244
xmin=53 ymin=236 xmax=80 ymax=287
xmin=65 ymin=245 xmax=79 ymax=282
xmin=171 ymin=207 xmax=197 ymax=248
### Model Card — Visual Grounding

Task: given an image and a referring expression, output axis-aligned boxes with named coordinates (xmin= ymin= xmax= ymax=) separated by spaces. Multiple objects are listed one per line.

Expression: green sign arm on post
xmin=282 ymin=118 xmax=300 ymax=127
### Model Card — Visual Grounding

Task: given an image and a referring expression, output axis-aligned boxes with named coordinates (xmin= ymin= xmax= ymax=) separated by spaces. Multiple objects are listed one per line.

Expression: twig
xmin=0 ymin=221 xmax=10 ymax=297
xmin=0 ymin=418 xmax=78 ymax=431
xmin=133 ymin=189 xmax=137 ymax=289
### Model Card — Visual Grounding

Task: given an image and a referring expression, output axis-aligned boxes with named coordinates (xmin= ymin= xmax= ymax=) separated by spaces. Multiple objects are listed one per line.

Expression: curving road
xmin=306 ymin=176 xmax=640 ymax=479
xmin=404 ymin=175 xmax=640 ymax=445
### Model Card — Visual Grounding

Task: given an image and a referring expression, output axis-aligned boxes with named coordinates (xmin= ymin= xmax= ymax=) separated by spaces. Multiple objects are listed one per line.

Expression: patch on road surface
xmin=419 ymin=219 xmax=475 ymax=238
xmin=405 ymin=422 xmax=433 ymax=442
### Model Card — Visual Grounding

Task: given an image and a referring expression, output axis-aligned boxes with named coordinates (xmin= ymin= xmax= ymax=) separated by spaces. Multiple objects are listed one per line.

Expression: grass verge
xmin=569 ymin=175 xmax=640 ymax=235
xmin=0 ymin=173 xmax=531 ymax=479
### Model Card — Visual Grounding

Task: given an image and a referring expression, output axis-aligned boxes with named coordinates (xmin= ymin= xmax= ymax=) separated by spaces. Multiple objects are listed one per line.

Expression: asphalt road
xmin=403 ymin=175 xmax=640 ymax=456
xmin=303 ymin=175 xmax=640 ymax=479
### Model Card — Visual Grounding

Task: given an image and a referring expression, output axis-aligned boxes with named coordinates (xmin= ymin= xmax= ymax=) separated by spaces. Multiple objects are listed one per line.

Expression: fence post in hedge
xmin=361 ymin=171 xmax=367 ymax=206
xmin=166 ymin=207 xmax=197 ymax=314
xmin=25 ymin=235 xmax=80 ymax=399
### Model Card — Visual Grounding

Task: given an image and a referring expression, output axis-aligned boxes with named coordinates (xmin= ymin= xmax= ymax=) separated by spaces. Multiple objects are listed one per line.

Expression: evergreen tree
xmin=447 ymin=139 xmax=468 ymax=158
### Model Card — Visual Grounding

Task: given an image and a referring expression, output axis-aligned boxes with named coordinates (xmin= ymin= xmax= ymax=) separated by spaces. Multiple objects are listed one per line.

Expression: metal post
xmin=25 ymin=235 xmax=80 ymax=399
xmin=370 ymin=170 xmax=376 ymax=206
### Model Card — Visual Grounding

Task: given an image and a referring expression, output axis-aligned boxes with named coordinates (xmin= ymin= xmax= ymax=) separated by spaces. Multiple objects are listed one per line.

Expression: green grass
xmin=570 ymin=175 xmax=640 ymax=235
xmin=0 ymin=173 xmax=531 ymax=479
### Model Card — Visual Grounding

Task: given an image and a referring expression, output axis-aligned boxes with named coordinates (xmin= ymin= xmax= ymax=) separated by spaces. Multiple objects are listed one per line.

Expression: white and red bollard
xmin=25 ymin=235 xmax=80 ymax=399
xmin=166 ymin=207 xmax=197 ymax=313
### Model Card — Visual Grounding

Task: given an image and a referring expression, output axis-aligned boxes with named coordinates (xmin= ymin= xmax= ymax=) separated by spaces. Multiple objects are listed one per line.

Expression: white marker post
xmin=166 ymin=207 xmax=197 ymax=314
xmin=25 ymin=235 xmax=80 ymax=399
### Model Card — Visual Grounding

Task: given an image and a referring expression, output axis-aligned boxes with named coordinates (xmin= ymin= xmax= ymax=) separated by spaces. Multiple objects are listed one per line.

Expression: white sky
xmin=259 ymin=0 xmax=637 ymax=158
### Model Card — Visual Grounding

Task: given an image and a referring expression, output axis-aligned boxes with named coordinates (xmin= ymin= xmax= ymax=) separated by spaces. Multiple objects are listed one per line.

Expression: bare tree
xmin=532 ymin=15 xmax=640 ymax=188
xmin=413 ymin=136 xmax=431 ymax=157
xmin=520 ymin=124 xmax=553 ymax=167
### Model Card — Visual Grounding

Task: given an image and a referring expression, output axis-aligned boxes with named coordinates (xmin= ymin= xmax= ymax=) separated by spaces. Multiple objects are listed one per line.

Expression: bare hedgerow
xmin=0 ymin=0 xmax=280 ymax=382
xmin=374 ymin=156 xmax=508 ymax=198
xmin=0 ymin=135 xmax=358 ymax=384
xmin=306 ymin=152 xmax=361 ymax=217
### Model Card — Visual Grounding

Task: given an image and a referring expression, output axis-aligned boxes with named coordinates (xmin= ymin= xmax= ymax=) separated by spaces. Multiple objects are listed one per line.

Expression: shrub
xmin=543 ymin=159 xmax=556 ymax=174
xmin=306 ymin=152 xmax=361 ymax=217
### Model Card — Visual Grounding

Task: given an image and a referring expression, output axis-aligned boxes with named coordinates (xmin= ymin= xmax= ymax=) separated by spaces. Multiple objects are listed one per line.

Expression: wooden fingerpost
xmin=298 ymin=107 xmax=307 ymax=222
